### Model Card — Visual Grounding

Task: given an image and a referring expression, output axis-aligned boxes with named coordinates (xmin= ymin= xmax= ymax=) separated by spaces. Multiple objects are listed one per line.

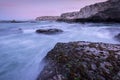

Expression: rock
xmin=36 ymin=28 xmax=63 ymax=34
xmin=58 ymin=0 xmax=120 ymax=22
xmin=38 ymin=41 xmax=120 ymax=80
xmin=115 ymin=33 xmax=120 ymax=42
xmin=36 ymin=16 xmax=60 ymax=21
xmin=58 ymin=12 xmax=79 ymax=22
xmin=0 ymin=20 xmax=30 ymax=23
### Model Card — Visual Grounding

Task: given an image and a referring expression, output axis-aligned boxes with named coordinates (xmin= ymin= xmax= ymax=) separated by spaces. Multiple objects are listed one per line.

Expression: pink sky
xmin=0 ymin=0 xmax=107 ymax=20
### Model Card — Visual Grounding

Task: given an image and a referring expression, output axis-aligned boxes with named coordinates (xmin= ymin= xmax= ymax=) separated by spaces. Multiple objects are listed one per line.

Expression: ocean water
xmin=0 ymin=21 xmax=120 ymax=80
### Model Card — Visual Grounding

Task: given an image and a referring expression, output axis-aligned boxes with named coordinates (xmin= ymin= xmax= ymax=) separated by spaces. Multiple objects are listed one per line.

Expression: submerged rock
xmin=115 ymin=33 xmax=120 ymax=42
xmin=0 ymin=28 xmax=23 ymax=36
xmin=36 ymin=29 xmax=63 ymax=34
xmin=38 ymin=41 xmax=120 ymax=80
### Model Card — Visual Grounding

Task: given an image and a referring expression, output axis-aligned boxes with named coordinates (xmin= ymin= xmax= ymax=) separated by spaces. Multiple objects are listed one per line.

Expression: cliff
xmin=58 ymin=0 xmax=120 ymax=22
xmin=38 ymin=41 xmax=120 ymax=80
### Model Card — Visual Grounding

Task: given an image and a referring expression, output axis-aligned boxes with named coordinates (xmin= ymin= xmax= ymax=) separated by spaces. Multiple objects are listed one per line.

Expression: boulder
xmin=36 ymin=28 xmax=63 ymax=34
xmin=38 ymin=41 xmax=120 ymax=80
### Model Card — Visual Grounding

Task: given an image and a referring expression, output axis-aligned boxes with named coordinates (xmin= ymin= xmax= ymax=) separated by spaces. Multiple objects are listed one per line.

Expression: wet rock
xmin=38 ymin=41 xmax=120 ymax=80
xmin=115 ymin=33 xmax=120 ymax=42
xmin=36 ymin=29 xmax=63 ymax=35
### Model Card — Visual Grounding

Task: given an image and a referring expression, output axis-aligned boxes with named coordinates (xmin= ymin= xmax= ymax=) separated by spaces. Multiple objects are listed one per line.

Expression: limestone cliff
xmin=59 ymin=0 xmax=120 ymax=22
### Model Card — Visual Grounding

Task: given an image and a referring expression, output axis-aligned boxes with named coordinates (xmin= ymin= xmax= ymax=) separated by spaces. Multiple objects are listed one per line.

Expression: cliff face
xmin=59 ymin=0 xmax=120 ymax=22
xmin=77 ymin=1 xmax=111 ymax=18
xmin=60 ymin=11 xmax=79 ymax=20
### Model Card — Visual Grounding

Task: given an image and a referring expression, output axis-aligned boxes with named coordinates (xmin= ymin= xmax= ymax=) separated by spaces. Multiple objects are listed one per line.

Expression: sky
xmin=0 ymin=0 xmax=107 ymax=20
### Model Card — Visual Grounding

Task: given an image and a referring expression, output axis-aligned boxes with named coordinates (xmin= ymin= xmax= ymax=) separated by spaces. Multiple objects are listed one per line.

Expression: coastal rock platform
xmin=38 ymin=41 xmax=120 ymax=80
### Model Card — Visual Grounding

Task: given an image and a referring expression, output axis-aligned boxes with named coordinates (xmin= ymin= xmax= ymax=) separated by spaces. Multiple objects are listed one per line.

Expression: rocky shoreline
xmin=35 ymin=1 xmax=120 ymax=79
xmin=36 ymin=0 xmax=120 ymax=23
xmin=37 ymin=41 xmax=120 ymax=80
xmin=58 ymin=0 xmax=120 ymax=23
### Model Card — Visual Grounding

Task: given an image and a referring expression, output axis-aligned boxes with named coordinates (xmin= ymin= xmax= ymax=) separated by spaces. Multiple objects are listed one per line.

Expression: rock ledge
xmin=38 ymin=41 xmax=120 ymax=80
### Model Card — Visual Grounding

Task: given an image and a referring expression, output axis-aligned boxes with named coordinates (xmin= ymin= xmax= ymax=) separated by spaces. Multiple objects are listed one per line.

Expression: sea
xmin=0 ymin=21 xmax=120 ymax=80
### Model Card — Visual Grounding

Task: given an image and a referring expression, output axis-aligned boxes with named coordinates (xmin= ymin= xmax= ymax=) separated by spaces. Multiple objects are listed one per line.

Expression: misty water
xmin=0 ymin=21 xmax=120 ymax=80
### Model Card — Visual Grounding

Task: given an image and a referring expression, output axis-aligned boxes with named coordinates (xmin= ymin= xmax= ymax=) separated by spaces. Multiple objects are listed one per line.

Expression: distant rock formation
xmin=0 ymin=20 xmax=29 ymax=23
xmin=58 ymin=0 xmax=120 ymax=22
xmin=36 ymin=16 xmax=60 ymax=21
xmin=38 ymin=41 xmax=120 ymax=80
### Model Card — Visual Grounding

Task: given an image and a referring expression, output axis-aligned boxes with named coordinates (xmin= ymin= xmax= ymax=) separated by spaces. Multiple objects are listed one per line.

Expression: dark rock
xmin=37 ymin=41 xmax=120 ymax=80
xmin=11 ymin=20 xmax=18 ymax=23
xmin=18 ymin=28 xmax=22 ymax=30
xmin=0 ymin=20 xmax=29 ymax=23
xmin=36 ymin=28 xmax=63 ymax=34
xmin=115 ymin=33 xmax=120 ymax=42
xmin=58 ymin=0 xmax=120 ymax=23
